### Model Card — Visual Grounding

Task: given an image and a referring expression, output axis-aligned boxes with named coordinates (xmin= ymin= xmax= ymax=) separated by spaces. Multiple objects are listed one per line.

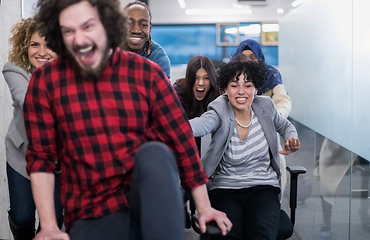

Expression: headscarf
xmin=234 ymin=39 xmax=282 ymax=95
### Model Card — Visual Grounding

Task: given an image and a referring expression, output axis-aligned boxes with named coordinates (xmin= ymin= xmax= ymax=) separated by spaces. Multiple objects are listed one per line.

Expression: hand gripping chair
xmin=189 ymin=166 xmax=307 ymax=240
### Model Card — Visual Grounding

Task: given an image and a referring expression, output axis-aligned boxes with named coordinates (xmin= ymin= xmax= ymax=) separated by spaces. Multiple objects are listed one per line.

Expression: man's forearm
xmin=191 ymin=184 xmax=232 ymax=235
xmin=30 ymin=172 xmax=59 ymax=230
xmin=191 ymin=184 xmax=211 ymax=212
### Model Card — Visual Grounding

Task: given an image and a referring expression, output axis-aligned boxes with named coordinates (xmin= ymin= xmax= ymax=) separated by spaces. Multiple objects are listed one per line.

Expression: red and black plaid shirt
xmin=24 ymin=48 xmax=208 ymax=230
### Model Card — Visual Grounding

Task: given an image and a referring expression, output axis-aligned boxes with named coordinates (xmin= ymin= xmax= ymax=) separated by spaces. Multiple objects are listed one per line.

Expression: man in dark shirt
xmin=24 ymin=0 xmax=231 ymax=240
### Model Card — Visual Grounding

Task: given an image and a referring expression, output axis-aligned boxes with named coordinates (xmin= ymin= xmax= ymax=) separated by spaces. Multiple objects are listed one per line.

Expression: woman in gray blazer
xmin=190 ymin=60 xmax=300 ymax=240
xmin=2 ymin=18 xmax=63 ymax=240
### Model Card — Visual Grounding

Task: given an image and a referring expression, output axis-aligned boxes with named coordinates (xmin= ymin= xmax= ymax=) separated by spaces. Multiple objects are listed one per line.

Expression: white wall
xmin=0 ymin=0 xmax=22 ymax=239
xmin=279 ymin=0 xmax=370 ymax=160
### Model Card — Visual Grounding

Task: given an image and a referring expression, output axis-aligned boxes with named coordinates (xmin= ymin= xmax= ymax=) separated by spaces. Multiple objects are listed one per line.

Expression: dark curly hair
xmin=176 ymin=56 xmax=219 ymax=119
xmin=217 ymin=58 xmax=268 ymax=91
xmin=34 ymin=0 xmax=127 ymax=59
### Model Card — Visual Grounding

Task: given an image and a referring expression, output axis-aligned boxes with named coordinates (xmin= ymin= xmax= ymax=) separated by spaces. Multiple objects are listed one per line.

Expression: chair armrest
xmin=286 ymin=166 xmax=307 ymax=175
xmin=192 ymin=214 xmax=222 ymax=236
xmin=286 ymin=166 xmax=307 ymax=226
xmin=189 ymin=195 xmax=223 ymax=236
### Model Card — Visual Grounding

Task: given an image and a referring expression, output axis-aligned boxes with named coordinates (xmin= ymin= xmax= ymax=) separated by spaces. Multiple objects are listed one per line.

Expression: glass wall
xmin=279 ymin=0 xmax=370 ymax=239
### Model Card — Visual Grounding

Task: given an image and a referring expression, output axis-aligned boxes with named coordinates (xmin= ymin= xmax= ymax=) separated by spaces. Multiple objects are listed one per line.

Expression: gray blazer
xmin=190 ymin=94 xmax=298 ymax=181
xmin=2 ymin=61 xmax=31 ymax=179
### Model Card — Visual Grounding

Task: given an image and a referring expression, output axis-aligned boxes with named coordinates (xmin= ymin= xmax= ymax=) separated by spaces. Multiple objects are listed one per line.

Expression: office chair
xmin=189 ymin=166 xmax=307 ymax=240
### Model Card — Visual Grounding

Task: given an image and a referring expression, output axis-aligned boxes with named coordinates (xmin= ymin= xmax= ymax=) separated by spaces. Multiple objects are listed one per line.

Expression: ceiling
xmin=23 ymin=0 xmax=297 ymax=24
xmin=120 ymin=0 xmax=296 ymax=24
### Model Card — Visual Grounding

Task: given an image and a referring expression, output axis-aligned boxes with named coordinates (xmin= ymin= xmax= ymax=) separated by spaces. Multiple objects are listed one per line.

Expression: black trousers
xmin=209 ymin=185 xmax=281 ymax=240
xmin=69 ymin=142 xmax=185 ymax=240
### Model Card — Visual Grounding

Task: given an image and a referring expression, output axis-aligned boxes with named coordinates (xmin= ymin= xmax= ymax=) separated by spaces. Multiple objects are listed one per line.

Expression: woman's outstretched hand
xmin=279 ymin=137 xmax=300 ymax=155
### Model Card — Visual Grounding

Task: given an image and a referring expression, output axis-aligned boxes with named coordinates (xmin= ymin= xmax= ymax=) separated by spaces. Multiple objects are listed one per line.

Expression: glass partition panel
xmin=152 ymin=23 xmax=277 ymax=66
xmin=261 ymin=22 xmax=279 ymax=46
xmin=216 ymin=23 xmax=240 ymax=46
xmin=151 ymin=25 xmax=223 ymax=66
xmin=279 ymin=0 xmax=370 ymax=239
xmin=350 ymin=0 xmax=370 ymax=238
xmin=282 ymin=120 xmax=353 ymax=240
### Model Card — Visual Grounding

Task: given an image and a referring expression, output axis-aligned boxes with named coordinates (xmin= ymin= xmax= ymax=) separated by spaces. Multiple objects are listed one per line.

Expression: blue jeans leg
xmin=7 ymin=163 xmax=64 ymax=226
xmin=7 ymin=163 xmax=36 ymax=226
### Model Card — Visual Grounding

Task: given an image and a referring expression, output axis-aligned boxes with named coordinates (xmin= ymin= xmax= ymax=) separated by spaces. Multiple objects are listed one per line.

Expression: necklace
xmin=235 ymin=110 xmax=252 ymax=128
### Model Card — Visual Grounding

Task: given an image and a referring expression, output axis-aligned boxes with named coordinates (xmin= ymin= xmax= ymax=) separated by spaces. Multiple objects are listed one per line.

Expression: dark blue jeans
xmin=69 ymin=142 xmax=185 ymax=240
xmin=7 ymin=163 xmax=64 ymax=226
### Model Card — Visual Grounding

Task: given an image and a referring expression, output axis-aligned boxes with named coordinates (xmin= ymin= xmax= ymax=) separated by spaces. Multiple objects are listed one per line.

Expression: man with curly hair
xmin=23 ymin=0 xmax=232 ymax=239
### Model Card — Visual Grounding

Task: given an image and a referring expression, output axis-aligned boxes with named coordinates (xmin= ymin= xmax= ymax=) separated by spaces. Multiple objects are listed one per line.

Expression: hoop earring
xmin=22 ymin=55 xmax=32 ymax=71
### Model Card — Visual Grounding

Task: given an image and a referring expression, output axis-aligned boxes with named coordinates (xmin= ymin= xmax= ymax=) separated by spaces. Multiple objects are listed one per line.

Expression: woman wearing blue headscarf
xmin=234 ymin=39 xmax=291 ymax=118
xmin=234 ymin=39 xmax=292 ymax=199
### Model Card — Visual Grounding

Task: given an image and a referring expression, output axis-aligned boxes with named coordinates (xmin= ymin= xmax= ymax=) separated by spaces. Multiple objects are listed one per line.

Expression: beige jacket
xmin=262 ymin=84 xmax=292 ymax=119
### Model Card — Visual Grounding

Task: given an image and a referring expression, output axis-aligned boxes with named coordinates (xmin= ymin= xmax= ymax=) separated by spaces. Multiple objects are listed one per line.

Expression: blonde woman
xmin=2 ymin=18 xmax=62 ymax=240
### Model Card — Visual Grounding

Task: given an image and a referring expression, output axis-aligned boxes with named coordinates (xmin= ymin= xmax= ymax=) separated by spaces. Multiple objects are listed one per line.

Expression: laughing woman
xmin=189 ymin=59 xmax=300 ymax=240
xmin=2 ymin=18 xmax=63 ymax=240
xmin=174 ymin=55 xmax=219 ymax=119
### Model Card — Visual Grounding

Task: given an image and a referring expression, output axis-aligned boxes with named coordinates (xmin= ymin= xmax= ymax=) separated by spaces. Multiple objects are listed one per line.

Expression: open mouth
xmin=36 ymin=58 xmax=50 ymax=62
xmin=129 ymin=37 xmax=144 ymax=45
xmin=195 ymin=88 xmax=206 ymax=99
xmin=236 ymin=97 xmax=247 ymax=104
xmin=76 ymin=45 xmax=95 ymax=64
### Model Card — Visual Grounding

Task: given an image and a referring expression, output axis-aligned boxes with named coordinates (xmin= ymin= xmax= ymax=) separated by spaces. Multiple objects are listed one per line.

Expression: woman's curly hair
xmin=8 ymin=18 xmax=37 ymax=70
xmin=217 ymin=58 xmax=268 ymax=91
xmin=34 ymin=0 xmax=127 ymax=59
